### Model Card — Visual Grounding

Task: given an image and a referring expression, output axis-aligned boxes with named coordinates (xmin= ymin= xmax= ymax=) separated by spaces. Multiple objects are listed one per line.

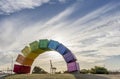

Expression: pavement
xmin=0 ymin=74 xmax=9 ymax=79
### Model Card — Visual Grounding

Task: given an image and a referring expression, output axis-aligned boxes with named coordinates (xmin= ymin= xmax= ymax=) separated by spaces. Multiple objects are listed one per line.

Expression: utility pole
xmin=6 ymin=55 xmax=13 ymax=74
xmin=50 ymin=60 xmax=53 ymax=74
xmin=11 ymin=56 xmax=13 ymax=74
xmin=50 ymin=60 xmax=56 ymax=74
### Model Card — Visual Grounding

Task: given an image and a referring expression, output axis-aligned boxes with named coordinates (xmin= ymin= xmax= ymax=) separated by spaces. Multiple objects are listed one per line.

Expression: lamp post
xmin=6 ymin=55 xmax=13 ymax=74
xmin=10 ymin=55 xmax=13 ymax=74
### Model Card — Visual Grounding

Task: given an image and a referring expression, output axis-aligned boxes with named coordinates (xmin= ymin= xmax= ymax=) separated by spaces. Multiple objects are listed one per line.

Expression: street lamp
xmin=6 ymin=55 xmax=13 ymax=74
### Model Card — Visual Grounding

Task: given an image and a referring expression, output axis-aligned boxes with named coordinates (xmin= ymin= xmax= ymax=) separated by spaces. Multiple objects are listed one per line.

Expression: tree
xmin=90 ymin=66 xmax=108 ymax=74
xmin=32 ymin=66 xmax=48 ymax=74
xmin=80 ymin=69 xmax=89 ymax=74
xmin=64 ymin=70 xmax=69 ymax=73
xmin=55 ymin=71 xmax=61 ymax=74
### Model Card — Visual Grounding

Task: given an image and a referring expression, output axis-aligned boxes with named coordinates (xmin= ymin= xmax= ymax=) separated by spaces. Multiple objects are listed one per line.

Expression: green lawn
xmin=5 ymin=74 xmax=120 ymax=79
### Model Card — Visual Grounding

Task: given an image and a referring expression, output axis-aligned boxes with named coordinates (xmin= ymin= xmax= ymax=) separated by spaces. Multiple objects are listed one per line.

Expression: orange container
xmin=16 ymin=54 xmax=34 ymax=66
xmin=16 ymin=54 xmax=25 ymax=64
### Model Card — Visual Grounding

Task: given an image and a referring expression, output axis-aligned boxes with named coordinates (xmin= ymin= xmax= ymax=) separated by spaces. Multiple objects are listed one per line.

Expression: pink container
xmin=76 ymin=62 xmax=80 ymax=70
xmin=67 ymin=62 xmax=79 ymax=72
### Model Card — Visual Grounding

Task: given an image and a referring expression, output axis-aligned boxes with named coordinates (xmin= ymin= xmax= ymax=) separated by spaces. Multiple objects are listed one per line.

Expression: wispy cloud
xmin=0 ymin=0 xmax=120 ymax=71
xmin=0 ymin=0 xmax=69 ymax=14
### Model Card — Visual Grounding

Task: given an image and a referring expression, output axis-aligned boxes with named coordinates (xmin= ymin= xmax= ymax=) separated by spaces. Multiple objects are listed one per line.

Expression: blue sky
xmin=0 ymin=0 xmax=120 ymax=72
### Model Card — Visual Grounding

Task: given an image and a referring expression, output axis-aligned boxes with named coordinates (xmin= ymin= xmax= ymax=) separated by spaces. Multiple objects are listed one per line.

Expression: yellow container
xmin=21 ymin=46 xmax=46 ymax=60
xmin=29 ymin=41 xmax=39 ymax=52
xmin=31 ymin=49 xmax=45 ymax=54
xmin=21 ymin=46 xmax=31 ymax=57
xmin=23 ymin=57 xmax=34 ymax=66
xmin=26 ymin=52 xmax=39 ymax=60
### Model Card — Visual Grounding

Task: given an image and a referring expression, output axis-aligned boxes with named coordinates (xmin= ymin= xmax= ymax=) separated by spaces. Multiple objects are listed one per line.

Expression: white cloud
xmin=0 ymin=1 xmax=120 ymax=71
xmin=0 ymin=0 xmax=50 ymax=14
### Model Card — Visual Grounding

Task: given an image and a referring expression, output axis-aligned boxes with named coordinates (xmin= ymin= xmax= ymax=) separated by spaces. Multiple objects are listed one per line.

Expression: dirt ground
xmin=5 ymin=74 xmax=120 ymax=79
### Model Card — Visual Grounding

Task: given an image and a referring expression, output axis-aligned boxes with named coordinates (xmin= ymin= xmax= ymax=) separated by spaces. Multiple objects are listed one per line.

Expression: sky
xmin=0 ymin=0 xmax=120 ymax=72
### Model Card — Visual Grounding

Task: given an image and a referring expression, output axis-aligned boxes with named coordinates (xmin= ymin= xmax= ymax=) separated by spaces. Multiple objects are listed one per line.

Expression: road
xmin=4 ymin=74 xmax=120 ymax=79
xmin=0 ymin=74 xmax=9 ymax=79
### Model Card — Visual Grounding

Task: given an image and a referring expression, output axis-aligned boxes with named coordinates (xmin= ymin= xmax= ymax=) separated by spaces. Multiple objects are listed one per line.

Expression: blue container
xmin=56 ymin=44 xmax=67 ymax=55
xmin=48 ymin=40 xmax=60 ymax=50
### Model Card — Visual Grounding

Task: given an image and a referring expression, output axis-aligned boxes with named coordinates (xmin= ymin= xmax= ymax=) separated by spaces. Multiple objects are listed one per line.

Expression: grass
xmin=5 ymin=74 xmax=120 ymax=79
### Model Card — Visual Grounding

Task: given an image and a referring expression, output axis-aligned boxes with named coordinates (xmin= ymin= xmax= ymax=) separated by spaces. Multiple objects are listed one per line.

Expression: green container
xmin=29 ymin=41 xmax=39 ymax=52
xmin=39 ymin=39 xmax=49 ymax=50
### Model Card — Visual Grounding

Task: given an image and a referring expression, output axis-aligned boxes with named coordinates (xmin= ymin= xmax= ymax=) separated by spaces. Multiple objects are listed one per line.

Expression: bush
xmin=32 ymin=66 xmax=48 ymax=74
xmin=80 ymin=69 xmax=89 ymax=74
xmin=90 ymin=66 xmax=108 ymax=74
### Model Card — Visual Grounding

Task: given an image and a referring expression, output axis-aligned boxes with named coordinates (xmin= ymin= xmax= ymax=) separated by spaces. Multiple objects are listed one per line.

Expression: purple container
xmin=63 ymin=50 xmax=76 ymax=63
xmin=67 ymin=61 xmax=79 ymax=72
xmin=56 ymin=44 xmax=67 ymax=55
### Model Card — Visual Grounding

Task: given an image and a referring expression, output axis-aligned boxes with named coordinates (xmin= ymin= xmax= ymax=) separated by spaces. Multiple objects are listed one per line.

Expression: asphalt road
xmin=0 ymin=74 xmax=9 ymax=79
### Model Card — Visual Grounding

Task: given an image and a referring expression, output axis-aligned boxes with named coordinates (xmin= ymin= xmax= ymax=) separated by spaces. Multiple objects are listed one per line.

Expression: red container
xmin=20 ymin=65 xmax=31 ymax=73
xmin=13 ymin=64 xmax=31 ymax=74
xmin=13 ymin=64 xmax=21 ymax=73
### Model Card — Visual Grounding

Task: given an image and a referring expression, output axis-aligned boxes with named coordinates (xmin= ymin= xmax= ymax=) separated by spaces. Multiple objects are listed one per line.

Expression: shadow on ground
xmin=4 ymin=74 xmax=120 ymax=79
xmin=73 ymin=74 xmax=109 ymax=79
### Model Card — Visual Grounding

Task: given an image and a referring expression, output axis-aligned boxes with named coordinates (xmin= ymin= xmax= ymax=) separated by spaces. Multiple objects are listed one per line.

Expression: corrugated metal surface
xmin=29 ymin=41 xmax=39 ymax=52
xmin=56 ymin=44 xmax=67 ymax=55
xmin=39 ymin=39 xmax=49 ymax=49
xmin=16 ymin=54 xmax=34 ymax=66
xmin=13 ymin=64 xmax=31 ymax=74
xmin=21 ymin=46 xmax=31 ymax=57
xmin=13 ymin=39 xmax=79 ymax=74
xmin=25 ymin=52 xmax=39 ymax=60
xmin=48 ymin=40 xmax=60 ymax=50
xmin=63 ymin=50 xmax=76 ymax=63
xmin=67 ymin=61 xmax=79 ymax=72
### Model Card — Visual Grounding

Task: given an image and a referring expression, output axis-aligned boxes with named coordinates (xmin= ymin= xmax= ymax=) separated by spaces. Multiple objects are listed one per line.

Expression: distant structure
xmin=50 ymin=60 xmax=56 ymax=74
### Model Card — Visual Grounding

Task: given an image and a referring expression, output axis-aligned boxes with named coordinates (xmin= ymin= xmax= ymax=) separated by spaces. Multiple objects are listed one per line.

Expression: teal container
xmin=39 ymin=39 xmax=49 ymax=50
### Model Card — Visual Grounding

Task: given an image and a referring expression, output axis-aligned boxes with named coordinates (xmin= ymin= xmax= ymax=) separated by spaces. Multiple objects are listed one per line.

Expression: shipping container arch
xmin=13 ymin=39 xmax=80 ymax=74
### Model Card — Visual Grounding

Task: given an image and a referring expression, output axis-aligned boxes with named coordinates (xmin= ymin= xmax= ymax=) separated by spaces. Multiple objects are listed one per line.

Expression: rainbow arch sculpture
xmin=13 ymin=39 xmax=80 ymax=74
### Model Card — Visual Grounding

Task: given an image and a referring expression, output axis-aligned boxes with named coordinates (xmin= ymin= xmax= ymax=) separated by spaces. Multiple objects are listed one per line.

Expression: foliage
xmin=80 ymin=66 xmax=109 ymax=74
xmin=55 ymin=71 xmax=61 ymax=74
xmin=64 ymin=71 xmax=69 ymax=73
xmin=32 ymin=66 xmax=48 ymax=74
xmin=90 ymin=66 xmax=109 ymax=74
xmin=80 ymin=69 xmax=89 ymax=74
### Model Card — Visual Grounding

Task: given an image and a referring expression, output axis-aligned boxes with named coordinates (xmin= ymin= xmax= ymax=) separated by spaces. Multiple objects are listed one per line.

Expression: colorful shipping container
xmin=48 ymin=40 xmax=60 ymax=50
xmin=67 ymin=61 xmax=80 ymax=72
xmin=13 ymin=64 xmax=31 ymax=74
xmin=13 ymin=39 xmax=80 ymax=74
